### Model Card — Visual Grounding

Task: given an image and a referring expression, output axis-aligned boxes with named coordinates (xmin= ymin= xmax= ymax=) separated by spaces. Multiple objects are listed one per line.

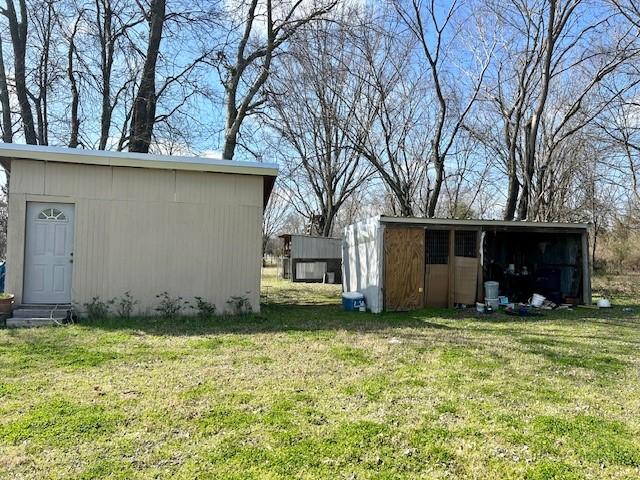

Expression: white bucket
xmin=485 ymin=298 xmax=499 ymax=309
xmin=531 ymin=293 xmax=545 ymax=307
xmin=476 ymin=302 xmax=485 ymax=313
xmin=484 ymin=281 xmax=499 ymax=299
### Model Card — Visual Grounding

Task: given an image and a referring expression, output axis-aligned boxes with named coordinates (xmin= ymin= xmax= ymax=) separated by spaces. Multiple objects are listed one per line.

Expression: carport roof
xmin=377 ymin=215 xmax=590 ymax=231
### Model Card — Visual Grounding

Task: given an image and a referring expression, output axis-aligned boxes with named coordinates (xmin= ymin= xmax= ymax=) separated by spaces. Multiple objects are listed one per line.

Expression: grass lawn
xmin=1 ymin=269 xmax=639 ymax=479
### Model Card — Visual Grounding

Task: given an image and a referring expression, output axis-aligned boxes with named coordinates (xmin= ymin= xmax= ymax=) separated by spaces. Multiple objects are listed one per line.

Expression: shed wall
xmin=7 ymin=160 xmax=264 ymax=313
xmin=342 ymin=218 xmax=383 ymax=313
xmin=291 ymin=236 xmax=342 ymax=260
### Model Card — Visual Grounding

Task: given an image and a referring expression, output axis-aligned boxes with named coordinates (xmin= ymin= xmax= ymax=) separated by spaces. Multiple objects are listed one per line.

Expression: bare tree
xmin=0 ymin=38 xmax=12 ymax=145
xmin=63 ymin=8 xmax=83 ymax=148
xmin=1 ymin=0 xmax=37 ymax=144
xmin=393 ymin=0 xmax=494 ymax=217
xmin=349 ymin=8 xmax=450 ymax=217
xmin=612 ymin=0 xmax=640 ymax=30
xmin=128 ymin=0 xmax=165 ymax=153
xmin=265 ymin=14 xmax=372 ymax=236
xmin=595 ymin=94 xmax=640 ymax=203
xmin=82 ymin=0 xmax=145 ymax=150
xmin=211 ymin=0 xmax=337 ymax=160
xmin=29 ymin=0 xmax=62 ymax=146
xmin=481 ymin=0 xmax=639 ymax=220
xmin=440 ymin=132 xmax=496 ymax=219
xmin=262 ymin=185 xmax=288 ymax=257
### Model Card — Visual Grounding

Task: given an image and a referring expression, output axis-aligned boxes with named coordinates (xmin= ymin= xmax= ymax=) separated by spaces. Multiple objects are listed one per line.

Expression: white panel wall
xmin=342 ymin=217 xmax=383 ymax=313
xmin=291 ymin=235 xmax=342 ymax=260
xmin=7 ymin=160 xmax=264 ymax=314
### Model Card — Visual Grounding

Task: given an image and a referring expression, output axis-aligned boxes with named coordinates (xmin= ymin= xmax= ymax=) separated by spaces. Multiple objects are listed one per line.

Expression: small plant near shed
xmin=226 ymin=293 xmax=253 ymax=315
xmin=83 ymin=297 xmax=110 ymax=320
xmin=110 ymin=291 xmax=138 ymax=319
xmin=155 ymin=292 xmax=189 ymax=319
xmin=193 ymin=297 xmax=217 ymax=319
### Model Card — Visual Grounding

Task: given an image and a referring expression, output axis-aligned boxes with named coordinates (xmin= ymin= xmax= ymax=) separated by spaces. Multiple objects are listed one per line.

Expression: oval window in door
xmin=37 ymin=208 xmax=67 ymax=221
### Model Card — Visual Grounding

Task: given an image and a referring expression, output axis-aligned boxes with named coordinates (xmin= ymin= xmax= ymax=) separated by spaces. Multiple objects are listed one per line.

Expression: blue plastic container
xmin=342 ymin=292 xmax=366 ymax=311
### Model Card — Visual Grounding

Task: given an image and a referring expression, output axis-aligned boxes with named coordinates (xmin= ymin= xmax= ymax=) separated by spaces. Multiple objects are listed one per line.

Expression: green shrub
xmin=226 ymin=293 xmax=252 ymax=315
xmin=83 ymin=297 xmax=110 ymax=320
xmin=110 ymin=291 xmax=138 ymax=319
xmin=155 ymin=292 xmax=188 ymax=320
xmin=193 ymin=297 xmax=217 ymax=319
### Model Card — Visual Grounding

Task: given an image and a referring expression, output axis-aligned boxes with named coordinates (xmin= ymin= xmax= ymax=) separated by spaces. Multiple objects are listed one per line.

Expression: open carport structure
xmin=342 ymin=216 xmax=591 ymax=313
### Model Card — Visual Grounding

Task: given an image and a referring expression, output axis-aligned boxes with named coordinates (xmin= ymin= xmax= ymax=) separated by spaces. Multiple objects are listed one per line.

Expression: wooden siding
xmin=7 ymin=160 xmax=264 ymax=313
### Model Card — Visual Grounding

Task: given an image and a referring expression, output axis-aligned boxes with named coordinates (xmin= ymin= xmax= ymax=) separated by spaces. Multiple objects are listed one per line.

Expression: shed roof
xmin=377 ymin=215 xmax=589 ymax=231
xmin=279 ymin=233 xmax=342 ymax=241
xmin=0 ymin=143 xmax=278 ymax=207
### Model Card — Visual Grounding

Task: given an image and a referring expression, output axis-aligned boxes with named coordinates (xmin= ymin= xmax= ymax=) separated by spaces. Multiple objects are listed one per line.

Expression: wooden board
xmin=581 ymin=231 xmax=592 ymax=305
xmin=384 ymin=227 xmax=425 ymax=311
xmin=454 ymin=257 xmax=478 ymax=305
xmin=448 ymin=231 xmax=456 ymax=308
xmin=425 ymin=264 xmax=448 ymax=307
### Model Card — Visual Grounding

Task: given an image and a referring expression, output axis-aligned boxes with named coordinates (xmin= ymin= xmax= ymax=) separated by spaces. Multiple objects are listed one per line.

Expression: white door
xmin=24 ymin=202 xmax=75 ymax=304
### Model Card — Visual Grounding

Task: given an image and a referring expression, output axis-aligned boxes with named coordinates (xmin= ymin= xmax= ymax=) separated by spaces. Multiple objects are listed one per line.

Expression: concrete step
xmin=6 ymin=317 xmax=60 ymax=328
xmin=18 ymin=303 xmax=72 ymax=308
xmin=12 ymin=308 xmax=68 ymax=319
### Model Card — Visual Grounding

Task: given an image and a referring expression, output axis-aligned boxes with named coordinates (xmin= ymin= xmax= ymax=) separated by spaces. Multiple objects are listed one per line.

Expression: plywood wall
xmin=383 ymin=227 xmax=425 ymax=311
xmin=7 ymin=160 xmax=264 ymax=313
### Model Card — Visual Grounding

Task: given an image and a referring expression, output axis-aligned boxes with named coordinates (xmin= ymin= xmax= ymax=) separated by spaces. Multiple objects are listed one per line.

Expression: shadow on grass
xmin=70 ymin=302 xmax=640 ymax=338
xmin=75 ymin=305 xmax=462 ymax=337
xmin=3 ymin=304 xmax=637 ymax=378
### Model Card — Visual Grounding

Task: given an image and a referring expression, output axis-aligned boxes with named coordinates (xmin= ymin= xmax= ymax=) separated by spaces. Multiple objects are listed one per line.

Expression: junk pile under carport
xmin=342 ymin=216 xmax=592 ymax=313
xmin=475 ymin=280 xmax=567 ymax=317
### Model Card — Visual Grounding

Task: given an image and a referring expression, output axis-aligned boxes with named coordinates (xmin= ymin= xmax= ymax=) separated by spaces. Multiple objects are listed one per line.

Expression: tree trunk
xmin=517 ymin=122 xmax=536 ymax=220
xmin=34 ymin=0 xmax=53 ymax=146
xmin=517 ymin=158 xmax=534 ymax=220
xmin=517 ymin=176 xmax=530 ymax=220
xmin=98 ymin=0 xmax=113 ymax=150
xmin=591 ymin=225 xmax=598 ymax=268
xmin=222 ymin=105 xmax=239 ymax=160
xmin=503 ymin=126 xmax=520 ymax=220
xmin=0 ymin=39 xmax=12 ymax=145
xmin=427 ymin=159 xmax=444 ymax=218
xmin=3 ymin=0 xmax=37 ymax=144
xmin=67 ymin=18 xmax=80 ymax=148
xmin=320 ymin=205 xmax=339 ymax=237
xmin=504 ymin=165 xmax=519 ymax=220
xmin=128 ymin=0 xmax=165 ymax=153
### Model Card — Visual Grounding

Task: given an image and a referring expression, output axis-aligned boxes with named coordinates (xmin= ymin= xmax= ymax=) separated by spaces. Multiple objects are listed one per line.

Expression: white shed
xmin=1 ymin=144 xmax=278 ymax=317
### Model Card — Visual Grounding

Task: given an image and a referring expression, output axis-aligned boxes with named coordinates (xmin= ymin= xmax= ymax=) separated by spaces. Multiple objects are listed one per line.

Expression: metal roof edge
xmin=279 ymin=233 xmax=343 ymax=240
xmin=0 ymin=143 xmax=278 ymax=177
xmin=377 ymin=216 xmax=590 ymax=229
